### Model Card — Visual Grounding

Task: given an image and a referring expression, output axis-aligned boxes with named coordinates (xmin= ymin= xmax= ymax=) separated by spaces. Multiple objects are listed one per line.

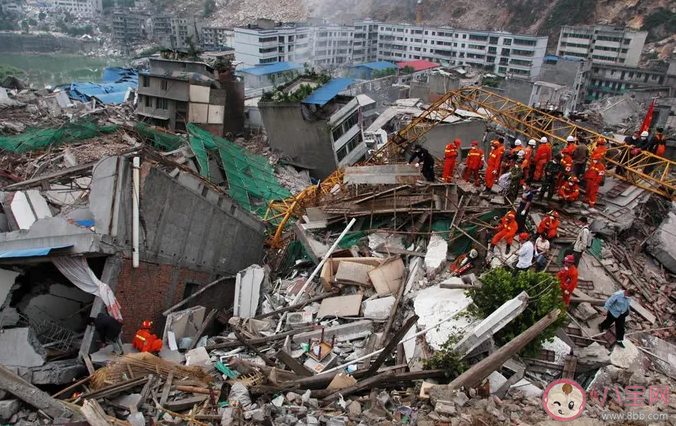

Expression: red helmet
xmin=564 ymin=255 xmax=575 ymax=264
xmin=142 ymin=320 xmax=153 ymax=329
xmin=568 ymin=176 xmax=579 ymax=183
xmin=491 ymin=140 xmax=500 ymax=147
xmin=471 ymin=141 xmax=479 ymax=146
xmin=507 ymin=211 xmax=516 ymax=218
xmin=597 ymin=137 xmax=607 ymax=145
xmin=548 ymin=210 xmax=559 ymax=219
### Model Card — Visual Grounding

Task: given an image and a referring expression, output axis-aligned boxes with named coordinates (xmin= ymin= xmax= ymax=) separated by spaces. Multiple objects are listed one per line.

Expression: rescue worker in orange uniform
xmin=561 ymin=136 xmax=577 ymax=163
xmin=558 ymin=176 xmax=581 ymax=204
xmin=537 ymin=210 xmax=560 ymax=239
xmin=533 ymin=137 xmax=553 ymax=181
xmin=504 ymin=139 xmax=524 ymax=172
xmin=592 ymin=137 xmax=608 ymax=161
xmin=557 ymin=151 xmax=573 ymax=191
xmin=442 ymin=139 xmax=462 ymax=182
xmin=488 ymin=210 xmax=518 ymax=254
xmin=557 ymin=255 xmax=579 ymax=305
xmin=484 ymin=139 xmax=503 ymax=190
xmin=583 ymin=158 xmax=606 ymax=208
xmin=523 ymin=139 xmax=537 ymax=182
xmin=132 ymin=320 xmax=163 ymax=353
xmin=463 ymin=141 xmax=485 ymax=185
xmin=652 ymin=127 xmax=667 ymax=157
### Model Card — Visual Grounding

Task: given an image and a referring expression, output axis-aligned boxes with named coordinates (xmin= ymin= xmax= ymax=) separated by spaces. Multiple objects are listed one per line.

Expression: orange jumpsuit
xmin=533 ymin=144 xmax=553 ymax=181
xmin=521 ymin=146 xmax=533 ymax=180
xmin=557 ymin=155 xmax=573 ymax=190
xmin=463 ymin=148 xmax=485 ymax=184
xmin=557 ymin=265 xmax=579 ymax=305
xmin=485 ymin=146 xmax=503 ymax=189
xmin=592 ymin=145 xmax=607 ymax=161
xmin=537 ymin=216 xmax=560 ymax=239
xmin=490 ymin=213 xmax=518 ymax=246
xmin=443 ymin=139 xmax=461 ymax=182
xmin=133 ymin=329 xmax=163 ymax=353
xmin=583 ymin=161 xmax=605 ymax=207
xmin=558 ymin=182 xmax=580 ymax=202
xmin=654 ymin=134 xmax=667 ymax=157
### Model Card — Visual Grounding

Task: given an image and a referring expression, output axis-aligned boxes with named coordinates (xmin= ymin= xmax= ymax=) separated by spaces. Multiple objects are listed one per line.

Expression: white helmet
xmin=528 ymin=139 xmax=537 ymax=146
xmin=540 ymin=137 xmax=548 ymax=143
xmin=514 ymin=139 xmax=522 ymax=146
xmin=517 ymin=150 xmax=525 ymax=158
xmin=641 ymin=131 xmax=649 ymax=137
xmin=566 ymin=135 xmax=576 ymax=142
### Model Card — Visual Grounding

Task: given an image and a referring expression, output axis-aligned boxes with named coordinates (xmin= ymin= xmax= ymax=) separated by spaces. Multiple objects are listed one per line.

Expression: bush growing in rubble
xmin=423 ymin=333 xmax=467 ymax=377
xmin=466 ymin=268 xmax=567 ymax=358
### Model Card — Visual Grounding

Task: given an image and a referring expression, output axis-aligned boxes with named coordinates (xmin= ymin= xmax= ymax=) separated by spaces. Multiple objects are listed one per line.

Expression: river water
xmin=0 ymin=54 xmax=127 ymax=88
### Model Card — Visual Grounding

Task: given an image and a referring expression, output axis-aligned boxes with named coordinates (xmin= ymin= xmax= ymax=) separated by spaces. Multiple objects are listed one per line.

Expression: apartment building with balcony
xmin=201 ymin=27 xmax=234 ymax=49
xmin=557 ymin=25 xmax=647 ymax=67
xmin=312 ymin=24 xmax=354 ymax=71
xmin=151 ymin=15 xmax=202 ymax=50
xmin=375 ymin=24 xmax=548 ymax=79
xmin=234 ymin=19 xmax=312 ymax=68
xmin=585 ymin=61 xmax=676 ymax=102
xmin=352 ymin=19 xmax=379 ymax=64
xmin=52 ymin=0 xmax=102 ymax=17
xmin=112 ymin=10 xmax=149 ymax=46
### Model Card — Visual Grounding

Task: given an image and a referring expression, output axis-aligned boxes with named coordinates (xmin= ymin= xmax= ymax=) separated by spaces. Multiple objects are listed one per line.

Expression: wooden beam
xmin=162 ymin=276 xmax=235 ymax=316
xmin=235 ymin=331 xmax=276 ymax=366
xmin=378 ymin=269 xmax=409 ymax=348
xmin=253 ymin=293 xmax=334 ymax=320
xmin=368 ymin=315 xmax=418 ymax=375
xmin=81 ymin=400 xmax=113 ymax=426
xmin=275 ymin=350 xmax=312 ymax=377
xmin=159 ymin=372 xmax=173 ymax=408
xmin=81 ymin=354 xmax=95 ymax=376
xmin=205 ymin=325 xmax=315 ymax=350
xmin=448 ymin=309 xmax=561 ymax=391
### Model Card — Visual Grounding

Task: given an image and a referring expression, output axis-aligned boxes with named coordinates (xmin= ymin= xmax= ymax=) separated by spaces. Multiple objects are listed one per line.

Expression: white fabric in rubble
xmin=51 ymin=256 xmax=123 ymax=321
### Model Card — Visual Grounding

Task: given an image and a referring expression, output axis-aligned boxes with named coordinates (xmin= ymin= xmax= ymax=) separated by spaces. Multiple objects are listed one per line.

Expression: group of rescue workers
xmin=408 ymin=127 xmax=667 ymax=318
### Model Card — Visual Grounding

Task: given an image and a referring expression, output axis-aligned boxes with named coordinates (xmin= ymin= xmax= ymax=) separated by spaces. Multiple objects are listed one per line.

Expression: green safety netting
xmin=0 ymin=121 xmax=119 ymax=154
xmin=134 ymin=122 xmax=185 ymax=151
xmin=186 ymin=124 xmax=292 ymax=221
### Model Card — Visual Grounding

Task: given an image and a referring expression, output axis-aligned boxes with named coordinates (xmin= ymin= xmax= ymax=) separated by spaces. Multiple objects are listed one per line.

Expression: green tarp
xmin=0 ymin=121 xmax=119 ymax=153
xmin=134 ymin=122 xmax=185 ymax=151
xmin=186 ymin=124 xmax=292 ymax=221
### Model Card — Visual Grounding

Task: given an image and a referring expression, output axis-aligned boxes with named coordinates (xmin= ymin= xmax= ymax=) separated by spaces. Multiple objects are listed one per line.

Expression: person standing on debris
xmin=599 ymin=289 xmax=634 ymax=348
xmin=637 ymin=130 xmax=651 ymax=150
xmin=533 ymin=137 xmax=552 ymax=181
xmin=516 ymin=182 xmax=534 ymax=232
xmin=537 ymin=210 xmax=560 ymax=239
xmin=507 ymin=158 xmax=525 ymax=200
xmin=89 ymin=313 xmax=124 ymax=355
xmin=592 ymin=137 xmax=608 ymax=162
xmin=558 ymin=176 xmax=580 ymax=205
xmin=534 ymin=234 xmax=550 ymax=272
xmin=463 ymin=141 xmax=485 ymax=186
xmin=557 ymin=255 xmax=578 ymax=305
xmin=408 ymin=144 xmax=435 ymax=182
xmin=650 ymin=127 xmax=667 ymax=157
xmin=617 ymin=131 xmax=640 ymax=176
xmin=538 ymin=154 xmax=564 ymax=202
xmin=522 ymin=139 xmax=536 ymax=182
xmin=583 ymin=158 xmax=606 ymax=208
xmin=484 ymin=139 xmax=503 ymax=191
xmin=572 ymin=137 xmax=588 ymax=178
xmin=488 ymin=210 xmax=518 ymax=254
xmin=442 ymin=138 xmax=462 ymax=182
xmin=562 ymin=136 xmax=577 ymax=162
xmin=513 ymin=232 xmax=534 ymax=276
xmin=505 ymin=139 xmax=524 ymax=171
xmin=572 ymin=216 xmax=590 ymax=267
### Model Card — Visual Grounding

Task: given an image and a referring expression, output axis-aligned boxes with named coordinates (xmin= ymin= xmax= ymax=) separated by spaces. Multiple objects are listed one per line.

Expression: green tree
xmin=203 ymin=0 xmax=216 ymax=17
xmin=402 ymin=65 xmax=415 ymax=74
xmin=185 ymin=35 xmax=203 ymax=61
xmin=38 ymin=11 xmax=46 ymax=21
xmin=466 ymin=268 xmax=567 ymax=358
xmin=20 ymin=20 xmax=29 ymax=33
xmin=28 ymin=18 xmax=37 ymax=26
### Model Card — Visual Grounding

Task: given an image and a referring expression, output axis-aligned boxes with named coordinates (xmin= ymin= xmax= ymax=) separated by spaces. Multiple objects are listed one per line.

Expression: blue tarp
xmin=0 ymin=244 xmax=73 ymax=259
xmin=302 ymin=78 xmax=355 ymax=107
xmin=66 ymin=67 xmax=138 ymax=105
xmin=102 ymin=67 xmax=139 ymax=85
xmin=238 ymin=62 xmax=303 ymax=76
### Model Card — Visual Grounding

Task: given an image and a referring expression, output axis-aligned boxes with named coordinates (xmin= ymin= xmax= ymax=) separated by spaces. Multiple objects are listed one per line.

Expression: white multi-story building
xmin=201 ymin=27 xmax=234 ymax=49
xmin=234 ymin=19 xmax=312 ymax=67
xmin=376 ymin=24 xmax=548 ymax=79
xmin=557 ymin=25 xmax=647 ymax=67
xmin=151 ymin=15 xmax=203 ymax=50
xmin=52 ymin=0 xmax=102 ymax=17
xmin=352 ymin=19 xmax=379 ymax=64
xmin=312 ymin=24 xmax=354 ymax=70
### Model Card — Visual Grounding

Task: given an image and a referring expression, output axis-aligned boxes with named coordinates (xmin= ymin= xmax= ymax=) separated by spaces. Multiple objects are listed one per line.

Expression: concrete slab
xmin=318 ymin=294 xmax=363 ymax=319
xmin=10 ymin=191 xmax=37 ymax=229
xmin=111 ymin=393 xmax=142 ymax=409
xmin=343 ymin=164 xmax=420 ymax=185
xmin=49 ymin=283 xmax=93 ymax=303
xmin=486 ymin=371 xmax=508 ymax=392
xmin=159 ymin=347 xmax=185 ymax=364
xmin=647 ymin=209 xmax=676 ymax=274
xmin=542 ymin=336 xmax=572 ymax=364
xmin=292 ymin=320 xmax=373 ymax=344
xmin=413 ymin=286 xmax=473 ymax=351
xmin=362 ymin=296 xmax=396 ymax=320
xmin=185 ymin=347 xmax=211 ymax=366
xmin=610 ymin=339 xmax=642 ymax=369
xmin=234 ymin=265 xmax=265 ymax=318
xmin=424 ymin=233 xmax=448 ymax=277
xmin=0 ymin=327 xmax=46 ymax=367
xmin=20 ymin=359 xmax=86 ymax=385
xmin=90 ymin=343 xmax=134 ymax=363
xmin=510 ymin=378 xmax=543 ymax=397
xmin=25 ymin=190 xmax=52 ymax=220
xmin=0 ymin=268 xmax=19 ymax=307
xmin=163 ymin=306 xmax=206 ymax=345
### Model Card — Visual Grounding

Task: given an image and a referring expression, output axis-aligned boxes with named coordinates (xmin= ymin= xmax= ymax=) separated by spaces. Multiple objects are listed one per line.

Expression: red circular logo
xmin=542 ymin=379 xmax=586 ymax=421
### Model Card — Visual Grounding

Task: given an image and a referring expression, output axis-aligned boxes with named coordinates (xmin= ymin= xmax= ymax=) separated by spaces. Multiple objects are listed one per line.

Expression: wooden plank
xmin=631 ymin=300 xmax=656 ymax=324
xmin=81 ymin=400 xmax=112 ymax=426
xmin=275 ymin=350 xmax=312 ymax=377
xmin=205 ymin=325 xmax=315 ymax=350
xmin=136 ymin=374 xmax=156 ymax=410
xmin=368 ymin=315 xmax=418 ymax=375
xmin=164 ymin=395 xmax=208 ymax=411
xmin=159 ymin=372 xmax=173 ymax=408
xmin=378 ymin=268 xmax=409 ymax=348
xmin=317 ymin=294 xmax=363 ymax=318
xmin=82 ymin=354 xmax=95 ymax=376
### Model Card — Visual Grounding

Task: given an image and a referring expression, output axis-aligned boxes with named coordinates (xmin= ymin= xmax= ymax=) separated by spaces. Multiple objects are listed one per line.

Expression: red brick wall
xmin=115 ymin=258 xmax=213 ymax=341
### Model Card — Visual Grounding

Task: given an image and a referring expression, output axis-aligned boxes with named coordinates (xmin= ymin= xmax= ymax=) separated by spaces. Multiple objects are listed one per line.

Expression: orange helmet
xmin=548 ymin=210 xmax=559 ymax=219
xmin=142 ymin=320 xmax=153 ymax=329
xmin=491 ymin=140 xmax=500 ymax=147
xmin=568 ymin=176 xmax=579 ymax=184
xmin=471 ymin=140 xmax=479 ymax=146
xmin=597 ymin=137 xmax=607 ymax=145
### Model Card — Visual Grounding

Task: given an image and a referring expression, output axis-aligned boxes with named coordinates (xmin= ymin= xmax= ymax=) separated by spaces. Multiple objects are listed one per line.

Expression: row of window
xmin=331 ymin=111 xmax=360 ymax=143
xmin=140 ymin=95 xmax=169 ymax=110
xmin=336 ymin=133 xmax=362 ymax=162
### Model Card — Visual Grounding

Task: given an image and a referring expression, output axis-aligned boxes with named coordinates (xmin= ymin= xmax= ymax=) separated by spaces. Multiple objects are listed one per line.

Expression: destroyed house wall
xmin=421 ymin=121 xmax=488 ymax=159
xmin=258 ymin=103 xmax=338 ymax=179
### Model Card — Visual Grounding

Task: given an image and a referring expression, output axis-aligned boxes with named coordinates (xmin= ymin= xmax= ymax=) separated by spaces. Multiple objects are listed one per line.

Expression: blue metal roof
xmin=238 ymin=62 xmax=304 ymax=76
xmin=302 ymin=78 xmax=355 ymax=106
xmin=68 ymin=81 xmax=135 ymax=105
xmin=544 ymin=55 xmax=584 ymax=62
xmin=0 ymin=244 xmax=73 ymax=259
xmin=349 ymin=61 xmax=399 ymax=71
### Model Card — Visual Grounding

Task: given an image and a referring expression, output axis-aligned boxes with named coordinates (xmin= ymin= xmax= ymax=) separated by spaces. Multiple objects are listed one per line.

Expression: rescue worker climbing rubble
xmin=442 ymin=138 xmax=461 ymax=182
xmin=408 ymin=144 xmax=436 ymax=182
xmin=463 ymin=141 xmax=484 ymax=185
xmin=488 ymin=210 xmax=518 ymax=255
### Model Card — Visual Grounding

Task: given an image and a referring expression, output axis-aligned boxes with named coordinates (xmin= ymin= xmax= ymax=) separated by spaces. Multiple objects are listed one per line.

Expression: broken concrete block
xmin=610 ymin=339 xmax=642 ymax=369
xmin=413 ymin=286 xmax=472 ymax=351
xmin=453 ymin=391 xmax=469 ymax=408
xmin=234 ymin=265 xmax=265 ymax=318
xmin=112 ymin=393 xmax=142 ymax=409
xmin=577 ymin=342 xmax=611 ymax=369
xmin=185 ymin=347 xmax=211 ymax=367
xmin=19 ymin=359 xmax=86 ymax=385
xmin=287 ymin=311 xmax=313 ymax=329
xmin=0 ymin=327 xmax=46 ymax=367
xmin=292 ymin=320 xmax=374 ymax=344
xmin=362 ymin=296 xmax=396 ymax=320
xmin=346 ymin=400 xmax=361 ymax=417
xmin=571 ymin=302 xmax=597 ymax=322
xmin=647 ymin=210 xmax=676 ymax=274
xmin=424 ymin=233 xmax=448 ymax=277
xmin=0 ymin=268 xmax=19 ymax=307
xmin=434 ymin=400 xmax=456 ymax=416
xmin=0 ymin=400 xmax=21 ymax=422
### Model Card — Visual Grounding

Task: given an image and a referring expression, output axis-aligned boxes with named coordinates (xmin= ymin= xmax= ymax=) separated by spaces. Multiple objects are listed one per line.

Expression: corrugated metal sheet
xmin=0 ymin=244 xmax=73 ymax=259
xmin=302 ymin=78 xmax=355 ymax=106
xmin=349 ymin=61 xmax=399 ymax=71
xmin=238 ymin=62 xmax=303 ymax=76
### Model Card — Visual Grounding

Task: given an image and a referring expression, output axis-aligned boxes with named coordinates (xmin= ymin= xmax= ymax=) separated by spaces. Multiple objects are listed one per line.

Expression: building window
xmin=160 ymin=80 xmax=168 ymax=90
xmin=503 ymin=38 xmax=512 ymax=45
xmin=157 ymin=98 xmax=168 ymax=110
xmin=142 ymin=75 xmax=149 ymax=87
xmin=144 ymin=95 xmax=151 ymax=107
